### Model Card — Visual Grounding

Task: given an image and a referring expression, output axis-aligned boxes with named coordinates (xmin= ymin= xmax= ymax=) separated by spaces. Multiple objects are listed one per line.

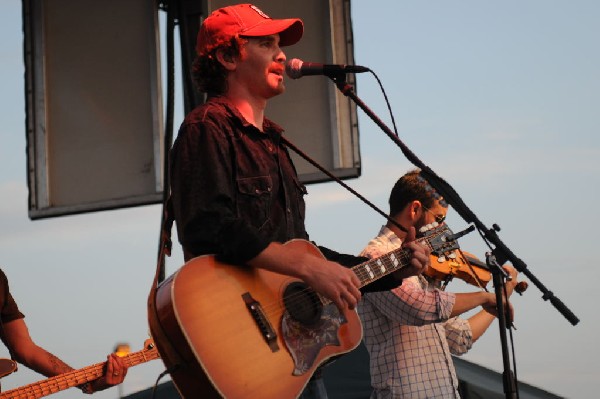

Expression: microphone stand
xmin=326 ymin=72 xmax=580 ymax=399
xmin=487 ymin=252 xmax=518 ymax=399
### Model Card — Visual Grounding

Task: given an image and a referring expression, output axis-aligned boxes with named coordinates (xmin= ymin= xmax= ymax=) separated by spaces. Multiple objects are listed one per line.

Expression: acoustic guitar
xmin=149 ymin=224 xmax=458 ymax=399
xmin=0 ymin=339 xmax=159 ymax=398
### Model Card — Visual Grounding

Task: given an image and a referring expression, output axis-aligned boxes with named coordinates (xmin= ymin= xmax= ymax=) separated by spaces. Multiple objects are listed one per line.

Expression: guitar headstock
xmin=144 ymin=338 xmax=155 ymax=350
xmin=418 ymin=224 xmax=459 ymax=258
xmin=119 ymin=339 xmax=161 ymax=366
xmin=143 ymin=338 xmax=161 ymax=360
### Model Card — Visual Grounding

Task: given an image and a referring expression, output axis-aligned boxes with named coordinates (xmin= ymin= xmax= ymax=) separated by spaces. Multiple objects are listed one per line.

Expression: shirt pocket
xmin=236 ymin=175 xmax=273 ymax=230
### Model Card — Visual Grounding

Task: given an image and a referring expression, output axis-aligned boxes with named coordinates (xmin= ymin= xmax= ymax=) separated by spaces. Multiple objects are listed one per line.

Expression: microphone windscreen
xmin=285 ymin=58 xmax=303 ymax=79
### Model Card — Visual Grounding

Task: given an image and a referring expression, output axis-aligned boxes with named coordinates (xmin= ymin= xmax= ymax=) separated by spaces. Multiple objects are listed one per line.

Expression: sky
xmin=1 ymin=1 xmax=599 ymax=398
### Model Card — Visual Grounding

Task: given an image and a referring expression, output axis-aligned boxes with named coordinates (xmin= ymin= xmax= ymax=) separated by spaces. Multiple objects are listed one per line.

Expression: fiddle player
xmin=357 ymin=169 xmax=518 ymax=399
xmin=168 ymin=4 xmax=431 ymax=398
xmin=0 ymin=267 xmax=128 ymax=394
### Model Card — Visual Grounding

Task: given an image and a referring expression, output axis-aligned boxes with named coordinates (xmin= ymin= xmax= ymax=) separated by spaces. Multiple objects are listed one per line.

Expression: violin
xmin=426 ymin=249 xmax=528 ymax=294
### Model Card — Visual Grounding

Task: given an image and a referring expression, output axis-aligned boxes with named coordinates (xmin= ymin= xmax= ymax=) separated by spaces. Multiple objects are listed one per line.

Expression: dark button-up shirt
xmin=170 ymin=97 xmax=308 ymax=264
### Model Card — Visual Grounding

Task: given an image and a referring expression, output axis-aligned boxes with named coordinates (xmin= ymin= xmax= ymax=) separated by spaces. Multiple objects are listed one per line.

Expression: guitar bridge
xmin=242 ymin=292 xmax=279 ymax=352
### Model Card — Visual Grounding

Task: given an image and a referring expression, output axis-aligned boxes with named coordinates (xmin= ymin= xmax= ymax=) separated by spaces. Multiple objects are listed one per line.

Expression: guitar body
xmin=0 ymin=359 xmax=17 ymax=379
xmin=150 ymin=239 xmax=362 ymax=399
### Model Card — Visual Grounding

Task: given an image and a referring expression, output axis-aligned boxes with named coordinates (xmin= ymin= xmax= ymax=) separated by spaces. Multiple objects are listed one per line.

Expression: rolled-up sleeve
xmin=443 ymin=317 xmax=473 ymax=355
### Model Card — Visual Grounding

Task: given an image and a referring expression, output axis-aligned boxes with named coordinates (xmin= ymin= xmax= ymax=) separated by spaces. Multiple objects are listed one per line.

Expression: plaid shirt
xmin=358 ymin=226 xmax=473 ymax=399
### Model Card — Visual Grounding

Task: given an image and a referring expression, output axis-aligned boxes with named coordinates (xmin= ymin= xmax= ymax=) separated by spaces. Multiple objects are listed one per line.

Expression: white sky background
xmin=1 ymin=1 xmax=599 ymax=398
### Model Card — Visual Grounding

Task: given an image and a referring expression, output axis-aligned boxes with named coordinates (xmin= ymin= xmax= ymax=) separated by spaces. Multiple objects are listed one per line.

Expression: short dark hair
xmin=191 ymin=37 xmax=245 ymax=96
xmin=389 ymin=169 xmax=445 ymax=217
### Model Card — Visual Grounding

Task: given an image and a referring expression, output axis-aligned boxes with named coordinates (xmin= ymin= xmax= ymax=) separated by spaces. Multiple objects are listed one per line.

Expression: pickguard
xmin=281 ymin=303 xmax=347 ymax=375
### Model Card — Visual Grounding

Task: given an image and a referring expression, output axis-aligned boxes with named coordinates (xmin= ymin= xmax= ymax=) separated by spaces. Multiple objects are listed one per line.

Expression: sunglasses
xmin=422 ymin=206 xmax=446 ymax=224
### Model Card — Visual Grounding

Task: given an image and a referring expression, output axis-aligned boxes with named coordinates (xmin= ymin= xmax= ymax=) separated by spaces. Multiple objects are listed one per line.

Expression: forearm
xmin=451 ymin=291 xmax=495 ymax=317
xmin=247 ymin=241 xmax=316 ymax=279
xmin=467 ymin=310 xmax=496 ymax=342
xmin=15 ymin=345 xmax=99 ymax=394
xmin=17 ymin=345 xmax=73 ymax=377
xmin=3 ymin=319 xmax=73 ymax=377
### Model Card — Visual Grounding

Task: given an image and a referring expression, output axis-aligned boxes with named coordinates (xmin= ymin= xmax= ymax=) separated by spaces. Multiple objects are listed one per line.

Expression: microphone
xmin=285 ymin=58 xmax=369 ymax=79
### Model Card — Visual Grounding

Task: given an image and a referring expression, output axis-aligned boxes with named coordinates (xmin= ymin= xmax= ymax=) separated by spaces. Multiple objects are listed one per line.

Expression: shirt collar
xmin=208 ymin=96 xmax=285 ymax=136
xmin=377 ymin=225 xmax=403 ymax=247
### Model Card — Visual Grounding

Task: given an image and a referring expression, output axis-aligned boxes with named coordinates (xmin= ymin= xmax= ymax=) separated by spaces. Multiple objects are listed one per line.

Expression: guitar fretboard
xmin=352 ymin=246 xmax=412 ymax=287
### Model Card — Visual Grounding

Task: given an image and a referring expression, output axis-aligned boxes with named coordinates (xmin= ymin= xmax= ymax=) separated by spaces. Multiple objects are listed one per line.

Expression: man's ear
xmin=411 ymin=200 xmax=421 ymax=213
xmin=409 ymin=200 xmax=422 ymax=220
xmin=215 ymin=48 xmax=237 ymax=71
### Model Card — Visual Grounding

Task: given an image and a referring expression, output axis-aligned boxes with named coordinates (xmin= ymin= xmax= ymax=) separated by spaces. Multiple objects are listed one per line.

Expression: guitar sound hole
xmin=283 ymin=282 xmax=323 ymax=326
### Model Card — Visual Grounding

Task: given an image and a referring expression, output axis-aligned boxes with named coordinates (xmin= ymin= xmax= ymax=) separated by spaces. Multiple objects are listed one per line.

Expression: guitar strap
xmin=147 ymin=195 xmax=186 ymax=374
xmin=147 ymin=92 xmax=183 ymax=371
xmin=280 ymin=135 xmax=408 ymax=233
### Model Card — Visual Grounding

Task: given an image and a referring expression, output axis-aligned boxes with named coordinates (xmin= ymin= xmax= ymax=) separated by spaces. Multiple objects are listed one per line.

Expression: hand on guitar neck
xmin=393 ymin=226 xmax=432 ymax=280
xmin=79 ymin=352 xmax=128 ymax=394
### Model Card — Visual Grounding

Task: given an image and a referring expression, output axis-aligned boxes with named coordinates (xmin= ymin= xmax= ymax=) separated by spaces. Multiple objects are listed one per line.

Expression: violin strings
xmin=457 ymin=249 xmax=489 ymax=292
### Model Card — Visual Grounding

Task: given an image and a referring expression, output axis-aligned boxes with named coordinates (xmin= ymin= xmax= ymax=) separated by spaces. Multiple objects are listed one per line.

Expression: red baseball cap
xmin=196 ymin=3 xmax=304 ymax=56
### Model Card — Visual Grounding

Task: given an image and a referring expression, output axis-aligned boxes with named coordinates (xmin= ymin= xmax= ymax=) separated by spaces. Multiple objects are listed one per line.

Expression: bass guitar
xmin=149 ymin=224 xmax=458 ymax=399
xmin=0 ymin=339 xmax=159 ymax=398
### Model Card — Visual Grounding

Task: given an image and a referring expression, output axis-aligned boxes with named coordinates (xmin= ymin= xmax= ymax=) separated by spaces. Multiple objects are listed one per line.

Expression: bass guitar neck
xmin=0 ymin=339 xmax=159 ymax=399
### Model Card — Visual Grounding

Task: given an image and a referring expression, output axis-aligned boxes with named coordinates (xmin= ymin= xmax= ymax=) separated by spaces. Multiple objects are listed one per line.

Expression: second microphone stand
xmin=325 ymin=71 xmax=579 ymax=399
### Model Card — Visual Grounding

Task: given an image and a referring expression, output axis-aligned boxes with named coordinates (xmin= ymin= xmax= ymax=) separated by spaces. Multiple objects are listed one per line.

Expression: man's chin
xmin=267 ymin=85 xmax=285 ymax=98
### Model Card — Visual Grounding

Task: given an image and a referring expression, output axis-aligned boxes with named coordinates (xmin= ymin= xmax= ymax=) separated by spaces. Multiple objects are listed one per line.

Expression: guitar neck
xmin=352 ymin=246 xmax=411 ymax=288
xmin=313 ymin=246 xmax=411 ymax=308
xmin=0 ymin=346 xmax=158 ymax=399
xmin=351 ymin=223 xmax=458 ymax=288
xmin=313 ymin=225 xmax=458 ymax=307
